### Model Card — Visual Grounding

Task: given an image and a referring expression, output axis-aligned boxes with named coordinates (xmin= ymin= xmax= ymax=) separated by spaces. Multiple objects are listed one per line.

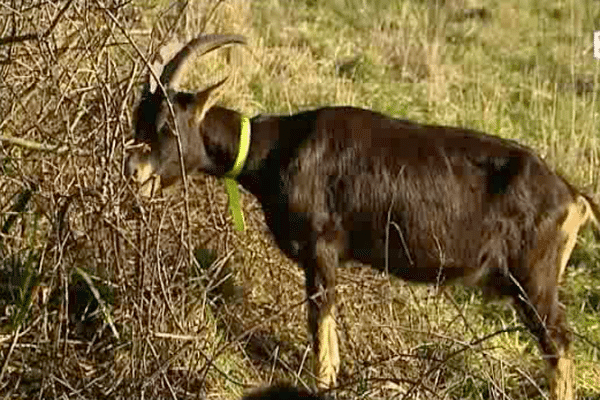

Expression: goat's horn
xmin=160 ymin=34 xmax=247 ymax=89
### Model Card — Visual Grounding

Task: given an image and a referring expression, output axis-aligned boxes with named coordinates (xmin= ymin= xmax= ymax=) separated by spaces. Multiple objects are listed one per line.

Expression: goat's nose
xmin=125 ymin=159 xmax=136 ymax=177
xmin=124 ymin=160 xmax=135 ymax=178
xmin=124 ymin=141 xmax=151 ymax=178
xmin=125 ymin=153 xmax=145 ymax=180
xmin=124 ymin=153 xmax=134 ymax=176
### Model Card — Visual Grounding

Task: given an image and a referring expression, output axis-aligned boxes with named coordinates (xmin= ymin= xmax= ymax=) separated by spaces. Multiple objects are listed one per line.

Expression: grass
xmin=0 ymin=0 xmax=599 ymax=398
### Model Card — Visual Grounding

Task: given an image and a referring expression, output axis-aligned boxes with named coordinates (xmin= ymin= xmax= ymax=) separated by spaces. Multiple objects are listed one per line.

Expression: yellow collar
xmin=223 ymin=115 xmax=250 ymax=231
xmin=225 ymin=116 xmax=251 ymax=178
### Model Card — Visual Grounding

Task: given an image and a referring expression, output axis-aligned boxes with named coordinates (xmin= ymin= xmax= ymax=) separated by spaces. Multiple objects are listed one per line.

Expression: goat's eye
xmin=156 ymin=122 xmax=169 ymax=137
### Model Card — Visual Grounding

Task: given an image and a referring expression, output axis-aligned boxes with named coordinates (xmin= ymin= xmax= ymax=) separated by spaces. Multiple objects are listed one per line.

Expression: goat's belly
xmin=349 ymin=243 xmax=469 ymax=284
xmin=387 ymin=263 xmax=470 ymax=284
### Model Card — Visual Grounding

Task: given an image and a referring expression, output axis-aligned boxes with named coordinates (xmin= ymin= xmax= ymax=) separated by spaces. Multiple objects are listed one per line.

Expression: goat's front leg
xmin=304 ymin=236 xmax=340 ymax=390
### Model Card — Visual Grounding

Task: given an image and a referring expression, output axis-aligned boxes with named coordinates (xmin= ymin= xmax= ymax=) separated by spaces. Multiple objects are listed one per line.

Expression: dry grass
xmin=1 ymin=0 xmax=599 ymax=399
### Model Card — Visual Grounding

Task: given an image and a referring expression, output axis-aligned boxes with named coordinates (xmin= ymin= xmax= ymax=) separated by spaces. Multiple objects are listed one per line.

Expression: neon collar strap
xmin=223 ymin=115 xmax=251 ymax=231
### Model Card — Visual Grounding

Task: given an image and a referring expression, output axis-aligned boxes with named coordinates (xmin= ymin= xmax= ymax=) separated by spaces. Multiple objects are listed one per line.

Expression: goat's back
xmin=259 ymin=107 xmax=575 ymax=285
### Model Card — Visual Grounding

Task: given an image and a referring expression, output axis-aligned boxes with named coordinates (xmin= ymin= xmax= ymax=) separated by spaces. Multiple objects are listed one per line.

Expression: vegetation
xmin=0 ymin=0 xmax=598 ymax=398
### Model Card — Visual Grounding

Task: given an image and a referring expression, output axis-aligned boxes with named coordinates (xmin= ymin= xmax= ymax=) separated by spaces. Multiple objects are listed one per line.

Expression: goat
xmin=125 ymin=34 xmax=600 ymax=400
xmin=242 ymin=384 xmax=324 ymax=400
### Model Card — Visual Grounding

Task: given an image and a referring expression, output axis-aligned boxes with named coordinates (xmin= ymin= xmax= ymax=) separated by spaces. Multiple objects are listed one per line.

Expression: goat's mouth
xmin=125 ymin=145 xmax=162 ymax=197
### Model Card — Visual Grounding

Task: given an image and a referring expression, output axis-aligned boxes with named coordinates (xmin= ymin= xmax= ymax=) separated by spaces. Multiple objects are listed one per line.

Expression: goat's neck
xmin=201 ymin=107 xmax=276 ymax=200
xmin=199 ymin=106 xmax=243 ymax=176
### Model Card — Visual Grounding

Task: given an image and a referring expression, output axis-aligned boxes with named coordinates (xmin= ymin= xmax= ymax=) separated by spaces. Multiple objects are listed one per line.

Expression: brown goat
xmin=242 ymin=384 xmax=324 ymax=400
xmin=125 ymin=34 xmax=600 ymax=400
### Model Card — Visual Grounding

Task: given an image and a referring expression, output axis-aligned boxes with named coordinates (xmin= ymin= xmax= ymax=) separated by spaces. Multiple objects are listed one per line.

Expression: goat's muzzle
xmin=125 ymin=142 xmax=161 ymax=197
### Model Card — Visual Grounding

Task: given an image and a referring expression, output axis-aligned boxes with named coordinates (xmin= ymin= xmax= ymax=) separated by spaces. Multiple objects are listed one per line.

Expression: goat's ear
xmin=194 ymin=77 xmax=228 ymax=124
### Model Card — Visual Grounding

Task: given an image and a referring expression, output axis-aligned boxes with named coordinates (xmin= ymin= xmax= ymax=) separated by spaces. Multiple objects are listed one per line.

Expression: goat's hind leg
xmin=513 ymin=198 xmax=590 ymax=400
xmin=513 ymin=280 xmax=573 ymax=400
xmin=304 ymin=235 xmax=340 ymax=391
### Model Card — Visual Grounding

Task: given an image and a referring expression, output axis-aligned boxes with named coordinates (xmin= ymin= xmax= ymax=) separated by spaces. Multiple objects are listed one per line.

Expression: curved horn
xmin=141 ymin=38 xmax=186 ymax=95
xmin=159 ymin=34 xmax=246 ymax=89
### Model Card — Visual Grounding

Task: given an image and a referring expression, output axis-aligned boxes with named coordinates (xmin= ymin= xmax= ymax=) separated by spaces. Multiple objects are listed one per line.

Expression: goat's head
xmin=125 ymin=34 xmax=246 ymax=196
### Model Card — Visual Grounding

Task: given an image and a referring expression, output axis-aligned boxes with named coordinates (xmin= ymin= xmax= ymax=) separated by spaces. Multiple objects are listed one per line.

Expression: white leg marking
xmin=550 ymin=350 xmax=575 ymax=400
xmin=550 ymin=198 xmax=589 ymax=400
xmin=557 ymin=197 xmax=590 ymax=282
xmin=316 ymin=307 xmax=339 ymax=389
